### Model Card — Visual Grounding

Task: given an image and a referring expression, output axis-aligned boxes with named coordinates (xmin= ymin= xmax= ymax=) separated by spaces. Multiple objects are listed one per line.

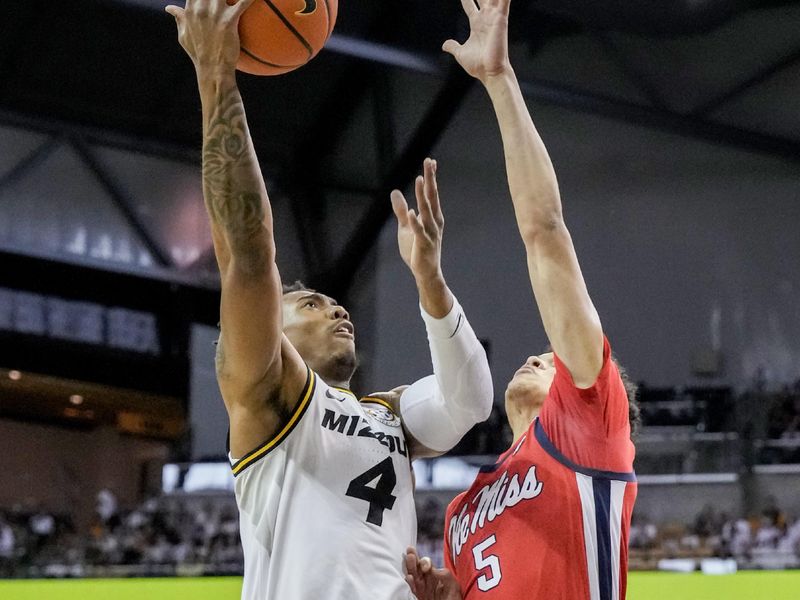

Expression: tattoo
xmin=202 ymin=82 xmax=267 ymax=267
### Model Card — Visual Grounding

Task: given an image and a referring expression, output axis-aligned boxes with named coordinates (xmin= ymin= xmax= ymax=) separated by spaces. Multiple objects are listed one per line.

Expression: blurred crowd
xmin=1 ymin=379 xmax=799 ymax=578
xmin=0 ymin=491 xmax=242 ymax=577
xmin=628 ymin=497 xmax=800 ymax=569
xmin=2 ymin=489 xmax=800 ymax=577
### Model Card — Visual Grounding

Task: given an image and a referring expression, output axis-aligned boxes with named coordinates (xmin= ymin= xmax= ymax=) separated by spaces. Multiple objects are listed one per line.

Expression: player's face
xmin=282 ymin=291 xmax=356 ymax=372
xmin=505 ymin=352 xmax=555 ymax=412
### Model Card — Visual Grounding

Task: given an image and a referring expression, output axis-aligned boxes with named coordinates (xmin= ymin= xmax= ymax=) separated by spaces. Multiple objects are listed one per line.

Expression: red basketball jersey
xmin=443 ymin=338 xmax=637 ymax=600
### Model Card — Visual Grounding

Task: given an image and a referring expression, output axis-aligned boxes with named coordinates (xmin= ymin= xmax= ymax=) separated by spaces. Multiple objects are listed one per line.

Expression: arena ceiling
xmin=1 ymin=0 xmax=799 ymax=301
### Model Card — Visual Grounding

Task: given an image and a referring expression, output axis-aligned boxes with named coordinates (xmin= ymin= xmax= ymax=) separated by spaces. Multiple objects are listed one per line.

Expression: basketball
xmin=234 ymin=0 xmax=338 ymax=76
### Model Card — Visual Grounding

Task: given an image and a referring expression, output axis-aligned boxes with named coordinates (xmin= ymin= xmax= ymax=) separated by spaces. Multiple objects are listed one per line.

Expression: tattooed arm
xmin=167 ymin=0 xmax=307 ymax=456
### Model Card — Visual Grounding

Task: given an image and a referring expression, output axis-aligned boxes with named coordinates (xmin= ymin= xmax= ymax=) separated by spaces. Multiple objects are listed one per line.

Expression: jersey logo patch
xmin=362 ymin=404 xmax=401 ymax=428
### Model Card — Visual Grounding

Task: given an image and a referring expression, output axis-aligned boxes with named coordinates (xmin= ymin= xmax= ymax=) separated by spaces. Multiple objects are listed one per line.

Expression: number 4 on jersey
xmin=346 ymin=457 xmax=397 ymax=526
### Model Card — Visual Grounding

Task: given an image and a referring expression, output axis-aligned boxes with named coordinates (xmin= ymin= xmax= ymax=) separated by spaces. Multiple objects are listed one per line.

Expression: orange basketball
xmin=234 ymin=0 xmax=338 ymax=76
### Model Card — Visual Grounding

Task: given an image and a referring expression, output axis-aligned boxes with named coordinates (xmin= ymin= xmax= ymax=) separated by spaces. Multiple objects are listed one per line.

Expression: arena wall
xmin=0 ymin=419 xmax=167 ymax=527
xmin=372 ymin=87 xmax=800 ymax=399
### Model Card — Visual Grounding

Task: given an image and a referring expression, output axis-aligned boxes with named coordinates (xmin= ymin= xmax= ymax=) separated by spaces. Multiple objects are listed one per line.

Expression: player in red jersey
xmin=405 ymin=0 xmax=640 ymax=598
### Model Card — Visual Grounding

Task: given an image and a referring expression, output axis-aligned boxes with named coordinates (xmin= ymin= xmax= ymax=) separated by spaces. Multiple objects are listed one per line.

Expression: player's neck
xmin=325 ymin=377 xmax=351 ymax=390
xmin=508 ymin=406 xmax=540 ymax=442
xmin=316 ymin=369 xmax=352 ymax=390
xmin=310 ymin=357 xmax=355 ymax=390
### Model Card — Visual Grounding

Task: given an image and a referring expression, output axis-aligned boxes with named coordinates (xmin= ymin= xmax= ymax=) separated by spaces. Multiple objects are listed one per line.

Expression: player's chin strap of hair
xmin=400 ymin=296 xmax=494 ymax=453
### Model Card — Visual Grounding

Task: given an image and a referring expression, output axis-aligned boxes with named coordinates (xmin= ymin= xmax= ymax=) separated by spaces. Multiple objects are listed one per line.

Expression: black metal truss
xmin=70 ymin=137 xmax=173 ymax=267
xmin=0 ymin=108 xmax=200 ymax=166
xmin=0 ymin=136 xmax=61 ymax=193
xmin=1 ymin=30 xmax=799 ymax=303
xmin=690 ymin=43 xmax=800 ymax=117
xmin=330 ymin=38 xmax=800 ymax=163
xmin=323 ymin=66 xmax=475 ymax=301
xmin=593 ymin=32 xmax=673 ymax=112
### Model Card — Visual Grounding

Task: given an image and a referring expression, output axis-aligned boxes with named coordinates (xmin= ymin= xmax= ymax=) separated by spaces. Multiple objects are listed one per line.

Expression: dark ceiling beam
xmin=689 ymin=44 xmax=800 ymax=117
xmin=593 ymin=33 xmax=671 ymax=112
xmin=325 ymin=34 xmax=440 ymax=74
xmin=0 ymin=0 xmax=41 ymax=96
xmin=3 ymin=32 xmax=799 ymax=176
xmin=0 ymin=136 xmax=61 ymax=193
xmin=285 ymin=183 xmax=330 ymax=278
xmin=279 ymin=64 xmax=378 ymax=277
xmin=278 ymin=5 xmax=407 ymax=282
xmin=516 ymin=77 xmax=800 ymax=162
xmin=70 ymin=137 xmax=173 ymax=268
xmin=327 ymin=39 xmax=800 ymax=163
xmin=0 ymin=108 xmax=200 ymax=166
xmin=324 ymin=67 xmax=475 ymax=300
xmin=373 ymin=70 xmax=397 ymax=179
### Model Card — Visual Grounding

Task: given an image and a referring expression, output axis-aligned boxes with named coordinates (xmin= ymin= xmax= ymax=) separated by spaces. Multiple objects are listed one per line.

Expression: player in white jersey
xmin=166 ymin=2 xmax=494 ymax=598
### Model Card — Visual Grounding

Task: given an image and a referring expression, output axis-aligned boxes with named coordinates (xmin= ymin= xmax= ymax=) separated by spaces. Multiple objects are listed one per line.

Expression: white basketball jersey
xmin=230 ymin=368 xmax=417 ymax=600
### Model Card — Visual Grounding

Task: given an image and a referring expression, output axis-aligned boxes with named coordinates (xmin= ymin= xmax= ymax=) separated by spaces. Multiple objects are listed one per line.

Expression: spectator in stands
xmin=96 ymin=488 xmax=120 ymax=531
xmin=629 ymin=512 xmax=657 ymax=550
xmin=693 ymin=503 xmax=719 ymax=538
xmin=778 ymin=517 xmax=800 ymax=557
xmin=0 ymin=512 xmax=15 ymax=574
xmin=762 ymin=495 xmax=787 ymax=531
xmin=754 ymin=516 xmax=782 ymax=549
xmin=727 ymin=518 xmax=752 ymax=557
xmin=28 ymin=507 xmax=55 ymax=554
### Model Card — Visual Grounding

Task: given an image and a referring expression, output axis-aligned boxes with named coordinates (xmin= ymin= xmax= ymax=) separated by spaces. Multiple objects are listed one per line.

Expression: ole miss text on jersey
xmin=443 ymin=338 xmax=637 ymax=600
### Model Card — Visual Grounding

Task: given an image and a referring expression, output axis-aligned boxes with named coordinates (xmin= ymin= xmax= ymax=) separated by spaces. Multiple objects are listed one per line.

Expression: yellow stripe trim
xmin=360 ymin=396 xmax=396 ymax=414
xmin=232 ymin=370 xmax=316 ymax=475
xmin=333 ymin=386 xmax=356 ymax=397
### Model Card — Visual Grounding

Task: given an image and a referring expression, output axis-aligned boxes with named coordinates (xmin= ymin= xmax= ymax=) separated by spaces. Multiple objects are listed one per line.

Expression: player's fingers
xmin=190 ymin=0 xmax=210 ymax=14
xmin=423 ymin=158 xmax=443 ymax=228
xmin=415 ymin=174 xmax=435 ymax=233
xmin=405 ymin=573 xmax=417 ymax=594
xmin=441 ymin=39 xmax=463 ymax=59
xmin=424 ymin=571 xmax=439 ymax=600
xmin=404 ymin=554 xmax=415 ymax=578
xmin=408 ymin=210 xmax=427 ymax=240
xmin=231 ymin=0 xmax=257 ymax=17
xmin=390 ymin=190 xmax=410 ymax=227
xmin=164 ymin=5 xmax=185 ymax=20
xmin=419 ymin=556 xmax=433 ymax=574
xmin=459 ymin=0 xmax=478 ymax=18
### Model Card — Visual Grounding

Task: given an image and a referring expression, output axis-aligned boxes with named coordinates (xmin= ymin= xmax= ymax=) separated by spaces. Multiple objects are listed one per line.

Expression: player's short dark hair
xmin=282 ymin=280 xmax=314 ymax=295
xmin=615 ymin=359 xmax=642 ymax=439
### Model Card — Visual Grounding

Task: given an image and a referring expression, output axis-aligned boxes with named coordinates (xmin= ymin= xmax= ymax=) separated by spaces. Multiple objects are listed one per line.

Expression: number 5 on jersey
xmin=346 ymin=457 xmax=397 ymax=526
xmin=473 ymin=535 xmax=502 ymax=591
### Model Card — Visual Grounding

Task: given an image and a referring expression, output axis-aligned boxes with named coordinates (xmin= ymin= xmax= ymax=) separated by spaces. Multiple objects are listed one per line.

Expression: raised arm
xmin=444 ymin=0 xmax=603 ymax=387
xmin=389 ymin=159 xmax=493 ymax=458
xmin=166 ymin=0 xmax=306 ymax=455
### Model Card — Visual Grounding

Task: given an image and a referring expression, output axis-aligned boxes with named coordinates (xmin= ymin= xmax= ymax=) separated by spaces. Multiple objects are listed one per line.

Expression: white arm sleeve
xmin=400 ymin=296 xmax=494 ymax=453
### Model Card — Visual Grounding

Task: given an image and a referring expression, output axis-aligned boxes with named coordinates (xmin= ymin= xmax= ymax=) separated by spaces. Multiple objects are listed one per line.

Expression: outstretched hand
xmin=390 ymin=158 xmax=445 ymax=286
xmin=442 ymin=0 xmax=511 ymax=83
xmin=165 ymin=0 xmax=255 ymax=72
xmin=405 ymin=547 xmax=462 ymax=600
